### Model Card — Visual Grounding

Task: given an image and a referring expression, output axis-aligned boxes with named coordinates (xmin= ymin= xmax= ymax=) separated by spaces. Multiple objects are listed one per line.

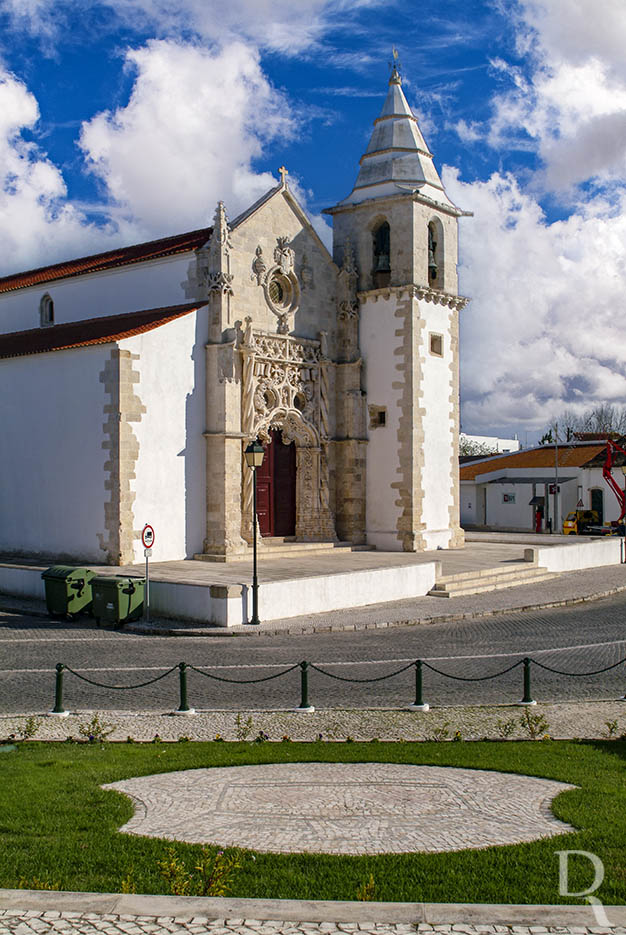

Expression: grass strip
xmin=1 ymin=739 xmax=625 ymax=904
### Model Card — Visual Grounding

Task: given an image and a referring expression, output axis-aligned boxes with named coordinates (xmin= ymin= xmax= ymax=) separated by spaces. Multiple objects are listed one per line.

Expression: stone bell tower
xmin=325 ymin=64 xmax=470 ymax=551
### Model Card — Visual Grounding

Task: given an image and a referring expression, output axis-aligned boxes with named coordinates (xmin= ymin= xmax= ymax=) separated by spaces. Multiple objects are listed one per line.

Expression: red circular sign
xmin=142 ymin=525 xmax=155 ymax=549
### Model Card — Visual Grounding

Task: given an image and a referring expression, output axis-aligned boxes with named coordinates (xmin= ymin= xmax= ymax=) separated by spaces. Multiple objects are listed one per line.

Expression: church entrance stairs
xmin=428 ymin=562 xmax=558 ymax=598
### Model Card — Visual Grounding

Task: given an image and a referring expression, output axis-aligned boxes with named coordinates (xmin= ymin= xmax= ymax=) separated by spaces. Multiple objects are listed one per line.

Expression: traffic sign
xmin=144 ymin=548 xmax=153 ymax=558
xmin=142 ymin=524 xmax=155 ymax=549
xmin=577 ymin=499 xmax=584 ymax=508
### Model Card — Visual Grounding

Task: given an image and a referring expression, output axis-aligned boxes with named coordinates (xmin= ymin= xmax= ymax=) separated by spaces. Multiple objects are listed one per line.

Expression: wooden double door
xmin=256 ymin=429 xmax=296 ymax=537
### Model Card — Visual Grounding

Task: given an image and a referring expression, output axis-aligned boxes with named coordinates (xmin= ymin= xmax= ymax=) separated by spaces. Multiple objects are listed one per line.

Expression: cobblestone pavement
xmin=2 ymin=585 xmax=626 ymax=713
xmin=1 ymin=909 xmax=626 ymax=935
xmin=2 ymin=700 xmax=626 ymax=742
xmin=103 ymin=762 xmax=575 ymax=855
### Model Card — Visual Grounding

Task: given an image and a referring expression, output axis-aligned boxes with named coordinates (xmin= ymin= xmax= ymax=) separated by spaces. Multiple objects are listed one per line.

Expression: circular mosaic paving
xmin=103 ymin=762 xmax=576 ymax=855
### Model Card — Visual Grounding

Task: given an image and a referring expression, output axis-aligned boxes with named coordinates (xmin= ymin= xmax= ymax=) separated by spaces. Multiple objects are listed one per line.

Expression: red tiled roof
xmin=0 ymin=228 xmax=211 ymax=294
xmin=0 ymin=302 xmax=202 ymax=360
xmin=460 ymin=444 xmax=607 ymax=481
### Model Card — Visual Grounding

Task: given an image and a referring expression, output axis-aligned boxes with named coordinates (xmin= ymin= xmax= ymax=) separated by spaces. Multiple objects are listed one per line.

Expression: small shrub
xmin=18 ymin=877 xmax=60 ymax=891
xmin=496 ymin=717 xmax=517 ymax=739
xmin=177 ymin=735 xmax=191 ymax=743
xmin=157 ymin=849 xmax=191 ymax=896
xmin=254 ymin=730 xmax=269 ymax=743
xmin=345 ymin=735 xmax=354 ymax=743
xmin=126 ymin=736 xmax=135 ymax=744
xmin=120 ymin=869 xmax=137 ymax=894
xmin=604 ymin=719 xmax=619 ymax=739
xmin=213 ymin=734 xmax=224 ymax=742
xmin=152 ymin=733 xmax=162 ymax=744
xmin=452 ymin=730 xmax=463 ymax=742
xmin=234 ymin=713 xmax=254 ymax=741
xmin=281 ymin=734 xmax=291 ymax=742
xmin=158 ymin=847 xmax=242 ymax=897
xmin=519 ymin=709 xmax=549 ymax=740
xmin=16 ymin=716 xmax=41 ymax=741
xmin=429 ymin=722 xmax=450 ymax=742
xmin=78 ymin=714 xmax=114 ymax=743
xmin=356 ymin=874 xmax=376 ymax=901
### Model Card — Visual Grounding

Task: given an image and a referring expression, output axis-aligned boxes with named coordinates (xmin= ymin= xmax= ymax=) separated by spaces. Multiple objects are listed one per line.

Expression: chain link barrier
xmin=48 ymin=651 xmax=626 ymax=715
xmin=62 ymin=663 xmax=178 ymax=690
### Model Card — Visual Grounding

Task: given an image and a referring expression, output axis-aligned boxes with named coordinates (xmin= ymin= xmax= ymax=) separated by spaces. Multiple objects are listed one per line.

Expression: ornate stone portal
xmin=240 ymin=323 xmax=335 ymax=543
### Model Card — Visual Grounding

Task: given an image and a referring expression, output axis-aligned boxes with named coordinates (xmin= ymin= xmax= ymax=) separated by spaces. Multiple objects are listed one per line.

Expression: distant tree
xmin=540 ymin=405 xmax=626 ymax=444
xmin=459 ymin=437 xmax=497 ymax=457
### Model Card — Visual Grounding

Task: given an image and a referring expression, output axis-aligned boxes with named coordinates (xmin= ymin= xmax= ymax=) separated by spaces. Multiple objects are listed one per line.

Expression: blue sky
xmin=2 ymin=0 xmax=626 ymax=442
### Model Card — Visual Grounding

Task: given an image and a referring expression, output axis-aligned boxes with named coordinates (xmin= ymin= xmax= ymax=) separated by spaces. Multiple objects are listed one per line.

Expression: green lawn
xmin=1 ymin=739 xmax=625 ymax=904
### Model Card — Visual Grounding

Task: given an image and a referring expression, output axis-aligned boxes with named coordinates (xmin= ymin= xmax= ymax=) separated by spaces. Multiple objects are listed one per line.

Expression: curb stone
xmin=1 ymin=892 xmax=626 ymax=927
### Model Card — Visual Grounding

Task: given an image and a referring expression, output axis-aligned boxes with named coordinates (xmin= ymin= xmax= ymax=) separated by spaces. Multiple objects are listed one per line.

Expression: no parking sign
xmin=142 ymin=524 xmax=155 ymax=550
xmin=142 ymin=525 xmax=155 ymax=622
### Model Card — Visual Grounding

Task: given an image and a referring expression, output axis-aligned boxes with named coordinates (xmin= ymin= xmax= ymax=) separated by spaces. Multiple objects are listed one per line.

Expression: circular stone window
xmin=268 ymin=273 xmax=292 ymax=310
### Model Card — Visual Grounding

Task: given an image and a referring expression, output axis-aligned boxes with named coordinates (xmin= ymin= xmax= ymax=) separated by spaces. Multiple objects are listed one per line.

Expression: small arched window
xmin=372 ymin=221 xmax=390 ymax=288
xmin=40 ymin=294 xmax=54 ymax=327
xmin=428 ymin=222 xmax=438 ymax=285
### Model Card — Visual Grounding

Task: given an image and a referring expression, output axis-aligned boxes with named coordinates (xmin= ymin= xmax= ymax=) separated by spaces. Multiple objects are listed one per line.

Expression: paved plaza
xmin=104 ymin=762 xmax=575 ymax=855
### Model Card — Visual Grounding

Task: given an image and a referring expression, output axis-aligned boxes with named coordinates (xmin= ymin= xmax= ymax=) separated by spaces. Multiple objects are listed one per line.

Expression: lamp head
xmin=245 ymin=439 xmax=265 ymax=468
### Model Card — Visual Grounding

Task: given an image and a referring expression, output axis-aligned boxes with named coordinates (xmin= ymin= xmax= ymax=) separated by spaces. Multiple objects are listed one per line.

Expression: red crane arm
xmin=603 ymin=440 xmax=626 ymax=523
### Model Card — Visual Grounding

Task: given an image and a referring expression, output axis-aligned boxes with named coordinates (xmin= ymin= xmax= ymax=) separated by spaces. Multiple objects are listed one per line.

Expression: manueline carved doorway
xmin=256 ymin=429 xmax=296 ymax=537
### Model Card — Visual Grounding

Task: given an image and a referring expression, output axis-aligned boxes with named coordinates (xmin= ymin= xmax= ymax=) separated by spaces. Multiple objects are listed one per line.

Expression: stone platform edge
xmin=1 ymin=891 xmax=625 ymax=927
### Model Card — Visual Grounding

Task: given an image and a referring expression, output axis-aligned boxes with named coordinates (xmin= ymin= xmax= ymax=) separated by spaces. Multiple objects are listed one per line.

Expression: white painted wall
xmin=420 ymin=300 xmax=454 ymax=549
xmin=360 ymin=294 xmax=403 ymax=550
xmin=122 ymin=307 xmax=207 ymax=564
xmin=0 ymin=346 xmax=109 ymax=560
xmin=0 ymin=254 xmax=195 ymax=333
xmin=460 ymin=482 xmax=477 ymax=526
xmin=526 ymin=538 xmax=623 ymax=572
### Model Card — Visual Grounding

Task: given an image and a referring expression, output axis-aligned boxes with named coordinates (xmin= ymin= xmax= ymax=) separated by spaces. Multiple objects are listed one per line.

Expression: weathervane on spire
xmin=389 ymin=46 xmax=402 ymax=84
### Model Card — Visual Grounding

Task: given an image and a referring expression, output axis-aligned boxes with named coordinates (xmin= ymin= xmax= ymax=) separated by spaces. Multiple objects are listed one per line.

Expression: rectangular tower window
xmin=368 ymin=405 xmax=387 ymax=428
xmin=429 ymin=333 xmax=443 ymax=357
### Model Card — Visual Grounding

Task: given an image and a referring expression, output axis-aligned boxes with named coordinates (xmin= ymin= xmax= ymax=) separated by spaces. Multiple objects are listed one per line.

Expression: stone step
xmin=434 ymin=563 xmax=536 ymax=585
xmin=428 ymin=568 xmax=557 ymax=598
xmin=194 ymin=541 xmax=375 ymax=562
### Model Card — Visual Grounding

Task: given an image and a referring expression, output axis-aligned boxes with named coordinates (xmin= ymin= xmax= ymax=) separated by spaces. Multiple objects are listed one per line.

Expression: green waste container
xmin=41 ymin=566 xmax=95 ymax=619
xmin=92 ymin=576 xmax=144 ymax=627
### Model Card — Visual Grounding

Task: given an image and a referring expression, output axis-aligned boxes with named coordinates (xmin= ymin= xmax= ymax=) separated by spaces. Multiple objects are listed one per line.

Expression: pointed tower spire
xmin=339 ymin=68 xmax=457 ymax=210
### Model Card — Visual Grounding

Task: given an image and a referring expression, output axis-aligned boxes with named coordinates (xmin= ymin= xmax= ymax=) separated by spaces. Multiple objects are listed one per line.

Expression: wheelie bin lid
xmin=91 ymin=575 xmax=144 ymax=589
xmin=41 ymin=565 xmax=95 ymax=581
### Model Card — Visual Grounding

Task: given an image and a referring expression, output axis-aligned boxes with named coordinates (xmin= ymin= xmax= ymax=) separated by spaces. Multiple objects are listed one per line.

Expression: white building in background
xmin=460 ymin=442 xmax=624 ymax=532
xmin=0 ymin=66 xmax=469 ymax=565
xmin=460 ymin=433 xmax=521 ymax=453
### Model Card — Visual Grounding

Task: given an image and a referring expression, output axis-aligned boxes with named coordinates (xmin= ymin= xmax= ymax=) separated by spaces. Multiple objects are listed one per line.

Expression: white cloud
xmin=0 ymin=41 xmax=332 ymax=276
xmin=79 ymin=40 xmax=297 ymax=235
xmin=0 ymin=0 xmax=386 ymax=55
xmin=0 ymin=69 xmax=114 ymax=276
xmin=485 ymin=1 xmax=626 ymax=192
xmin=445 ymin=166 xmax=626 ymax=434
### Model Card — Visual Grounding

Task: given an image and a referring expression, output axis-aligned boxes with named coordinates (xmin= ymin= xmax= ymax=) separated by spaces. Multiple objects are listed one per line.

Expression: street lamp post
xmin=244 ymin=440 xmax=265 ymax=625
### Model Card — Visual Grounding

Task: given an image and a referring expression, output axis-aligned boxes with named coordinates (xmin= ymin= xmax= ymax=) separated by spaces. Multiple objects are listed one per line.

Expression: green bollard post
xmin=49 ymin=663 xmax=68 ymax=717
xmin=408 ymin=659 xmax=429 ymax=711
xmin=175 ymin=662 xmax=195 ymax=715
xmin=518 ymin=657 xmax=537 ymax=706
xmin=295 ymin=660 xmax=314 ymax=712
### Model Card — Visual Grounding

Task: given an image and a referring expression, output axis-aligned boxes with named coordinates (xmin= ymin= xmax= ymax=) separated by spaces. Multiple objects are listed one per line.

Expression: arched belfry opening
xmin=428 ymin=219 xmax=444 ymax=288
xmin=372 ymin=221 xmax=390 ymax=288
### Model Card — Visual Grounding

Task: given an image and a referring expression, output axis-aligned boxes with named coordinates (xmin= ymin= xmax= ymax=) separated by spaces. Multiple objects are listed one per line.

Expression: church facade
xmin=0 ymin=69 xmax=469 ymax=566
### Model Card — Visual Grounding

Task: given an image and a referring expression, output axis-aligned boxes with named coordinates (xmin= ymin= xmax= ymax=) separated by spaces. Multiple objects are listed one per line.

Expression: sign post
xmin=141 ymin=525 xmax=155 ymax=622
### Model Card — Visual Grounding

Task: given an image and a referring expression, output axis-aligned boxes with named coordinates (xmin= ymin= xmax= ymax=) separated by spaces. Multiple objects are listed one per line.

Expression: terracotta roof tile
xmin=0 ymin=302 xmax=202 ymax=360
xmin=460 ymin=444 xmax=607 ymax=480
xmin=0 ymin=228 xmax=211 ymax=294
